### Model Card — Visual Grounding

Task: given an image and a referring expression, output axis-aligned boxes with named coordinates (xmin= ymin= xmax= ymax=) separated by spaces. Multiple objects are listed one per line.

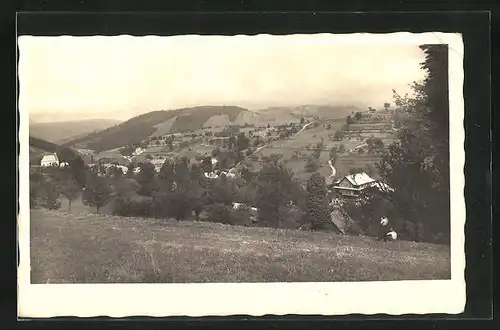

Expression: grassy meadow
xmin=30 ymin=207 xmax=451 ymax=284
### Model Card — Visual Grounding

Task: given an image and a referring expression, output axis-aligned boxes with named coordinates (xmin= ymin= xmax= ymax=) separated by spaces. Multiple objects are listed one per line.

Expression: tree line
xmin=30 ymin=153 xmax=338 ymax=233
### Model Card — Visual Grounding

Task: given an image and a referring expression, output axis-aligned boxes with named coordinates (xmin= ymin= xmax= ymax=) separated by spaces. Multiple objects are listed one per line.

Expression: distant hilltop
xmin=57 ymin=104 xmax=361 ymax=153
xmin=29 ymin=118 xmax=123 ymax=144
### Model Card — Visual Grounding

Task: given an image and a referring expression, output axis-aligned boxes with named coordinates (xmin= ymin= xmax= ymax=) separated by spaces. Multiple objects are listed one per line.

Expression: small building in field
xmin=40 ymin=153 xmax=59 ymax=167
xmin=148 ymin=158 xmax=165 ymax=172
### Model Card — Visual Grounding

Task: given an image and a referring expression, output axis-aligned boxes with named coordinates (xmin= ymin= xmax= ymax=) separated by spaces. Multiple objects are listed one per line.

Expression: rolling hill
xmin=62 ymin=106 xmax=250 ymax=152
xmin=61 ymin=104 xmax=364 ymax=153
xmin=29 ymin=136 xmax=80 ymax=165
xmin=290 ymin=105 xmax=364 ymax=119
xmin=29 ymin=119 xmax=123 ymax=144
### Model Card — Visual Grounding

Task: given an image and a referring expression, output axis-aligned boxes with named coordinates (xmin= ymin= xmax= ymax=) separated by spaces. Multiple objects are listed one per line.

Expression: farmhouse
xmin=333 ymin=172 xmax=377 ymax=197
xmin=40 ymin=153 xmax=59 ymax=167
xmin=333 ymin=172 xmax=394 ymax=197
xmin=148 ymin=158 xmax=165 ymax=172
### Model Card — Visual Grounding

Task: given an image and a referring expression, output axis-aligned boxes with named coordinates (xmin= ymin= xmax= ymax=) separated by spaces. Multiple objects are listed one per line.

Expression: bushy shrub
xmin=205 ymin=203 xmax=233 ymax=225
xmin=112 ymin=196 xmax=155 ymax=218
xmin=403 ymin=221 xmax=416 ymax=241
xmin=339 ymin=191 xmax=401 ymax=238
xmin=30 ymin=172 xmax=61 ymax=210
xmin=279 ymin=206 xmax=307 ymax=230
xmin=305 ymin=157 xmax=320 ymax=173
xmin=205 ymin=203 xmax=254 ymax=226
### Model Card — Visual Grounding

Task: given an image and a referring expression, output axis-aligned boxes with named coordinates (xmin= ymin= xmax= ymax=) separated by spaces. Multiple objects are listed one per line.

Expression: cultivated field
xmin=30 ymin=208 xmax=451 ymax=284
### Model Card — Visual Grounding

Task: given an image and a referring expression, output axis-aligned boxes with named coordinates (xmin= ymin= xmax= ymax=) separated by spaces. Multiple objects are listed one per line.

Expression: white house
xmin=204 ymin=172 xmax=219 ymax=179
xmin=333 ymin=172 xmax=394 ymax=197
xmin=148 ymin=158 xmax=165 ymax=172
xmin=132 ymin=147 xmax=145 ymax=156
xmin=333 ymin=172 xmax=377 ymax=197
xmin=40 ymin=153 xmax=59 ymax=167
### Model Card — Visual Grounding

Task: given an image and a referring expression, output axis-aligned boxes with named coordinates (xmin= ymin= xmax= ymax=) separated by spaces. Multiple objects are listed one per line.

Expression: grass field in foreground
xmin=29 ymin=209 xmax=451 ymax=283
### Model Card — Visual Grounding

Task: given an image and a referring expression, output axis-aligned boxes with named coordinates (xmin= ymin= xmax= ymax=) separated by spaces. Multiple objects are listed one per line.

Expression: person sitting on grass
xmin=378 ymin=216 xmax=389 ymax=240
xmin=384 ymin=228 xmax=398 ymax=241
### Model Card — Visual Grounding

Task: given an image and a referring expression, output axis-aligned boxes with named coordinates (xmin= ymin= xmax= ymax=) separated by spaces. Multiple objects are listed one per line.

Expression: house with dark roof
xmin=333 ymin=172 xmax=377 ymax=197
xmin=333 ymin=172 xmax=395 ymax=198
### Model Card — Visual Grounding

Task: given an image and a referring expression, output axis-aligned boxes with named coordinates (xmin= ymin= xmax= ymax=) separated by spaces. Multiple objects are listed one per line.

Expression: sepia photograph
xmin=18 ymin=32 xmax=465 ymax=317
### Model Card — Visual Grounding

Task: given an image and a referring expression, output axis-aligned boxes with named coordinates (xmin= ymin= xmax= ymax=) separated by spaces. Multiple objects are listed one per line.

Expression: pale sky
xmin=18 ymin=34 xmax=426 ymax=122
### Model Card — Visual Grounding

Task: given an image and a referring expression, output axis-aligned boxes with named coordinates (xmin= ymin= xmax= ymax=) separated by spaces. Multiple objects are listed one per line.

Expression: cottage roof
xmin=41 ymin=153 xmax=59 ymax=163
xmin=345 ymin=172 xmax=376 ymax=186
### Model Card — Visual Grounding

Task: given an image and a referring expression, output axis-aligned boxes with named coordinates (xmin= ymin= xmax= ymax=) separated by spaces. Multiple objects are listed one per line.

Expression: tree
xmin=205 ymin=203 xmax=234 ymax=225
xmin=255 ymin=161 xmax=302 ymax=228
xmin=109 ymin=165 xmax=124 ymax=179
xmin=372 ymin=138 xmax=384 ymax=150
xmin=111 ymin=177 xmax=141 ymax=199
xmin=236 ymin=132 xmax=250 ymax=151
xmin=29 ymin=169 xmax=43 ymax=208
xmin=31 ymin=170 xmax=62 ymax=210
xmin=333 ymin=129 xmax=343 ymax=141
xmin=300 ymin=117 xmax=305 ymax=124
xmin=346 ymin=115 xmax=354 ymax=125
xmin=384 ymin=102 xmax=391 ymax=111
xmin=228 ymin=136 xmax=236 ymax=150
xmin=313 ymin=141 xmax=323 ymax=159
xmin=151 ymin=159 xmax=192 ymax=220
xmin=166 ymin=138 xmax=173 ymax=150
xmin=83 ymin=173 xmax=111 ymax=212
xmin=135 ymin=162 xmax=157 ymax=196
xmin=366 ymin=136 xmax=384 ymax=153
xmin=364 ymin=164 xmax=375 ymax=176
xmin=329 ymin=147 xmax=338 ymax=164
xmin=58 ymin=170 xmax=81 ymax=211
xmin=375 ymin=44 xmax=450 ymax=242
xmin=240 ymin=166 xmax=254 ymax=183
xmin=211 ymin=147 xmax=221 ymax=158
xmin=305 ymin=157 xmax=320 ymax=173
xmin=306 ymin=173 xmax=330 ymax=231
xmin=57 ymin=147 xmax=78 ymax=164
xmin=354 ymin=112 xmax=362 ymax=121
xmin=70 ymin=155 xmax=86 ymax=187
xmin=120 ymin=145 xmax=135 ymax=157
xmin=208 ymin=176 xmax=235 ymax=206
xmin=201 ymin=156 xmax=213 ymax=173
xmin=126 ymin=163 xmax=136 ymax=178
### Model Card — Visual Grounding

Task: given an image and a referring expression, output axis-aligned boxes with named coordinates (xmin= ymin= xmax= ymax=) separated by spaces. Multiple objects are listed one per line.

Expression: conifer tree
xmin=306 ymin=173 xmax=330 ymax=231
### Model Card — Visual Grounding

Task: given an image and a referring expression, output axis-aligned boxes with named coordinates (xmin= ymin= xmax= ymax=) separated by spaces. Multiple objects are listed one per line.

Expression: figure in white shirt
xmin=384 ymin=228 xmax=398 ymax=241
xmin=378 ymin=216 xmax=389 ymax=240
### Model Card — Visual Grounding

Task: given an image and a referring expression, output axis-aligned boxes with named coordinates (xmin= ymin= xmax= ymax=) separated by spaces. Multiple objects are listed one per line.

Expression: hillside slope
xmin=63 ymin=106 xmax=249 ymax=152
xmin=30 ymin=208 xmax=451 ymax=283
xmin=30 ymin=119 xmax=122 ymax=144
xmin=291 ymin=105 xmax=364 ymax=119
xmin=29 ymin=136 xmax=80 ymax=165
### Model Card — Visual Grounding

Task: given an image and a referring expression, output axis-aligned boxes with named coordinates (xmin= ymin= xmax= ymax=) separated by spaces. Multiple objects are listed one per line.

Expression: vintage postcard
xmin=18 ymin=32 xmax=465 ymax=317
